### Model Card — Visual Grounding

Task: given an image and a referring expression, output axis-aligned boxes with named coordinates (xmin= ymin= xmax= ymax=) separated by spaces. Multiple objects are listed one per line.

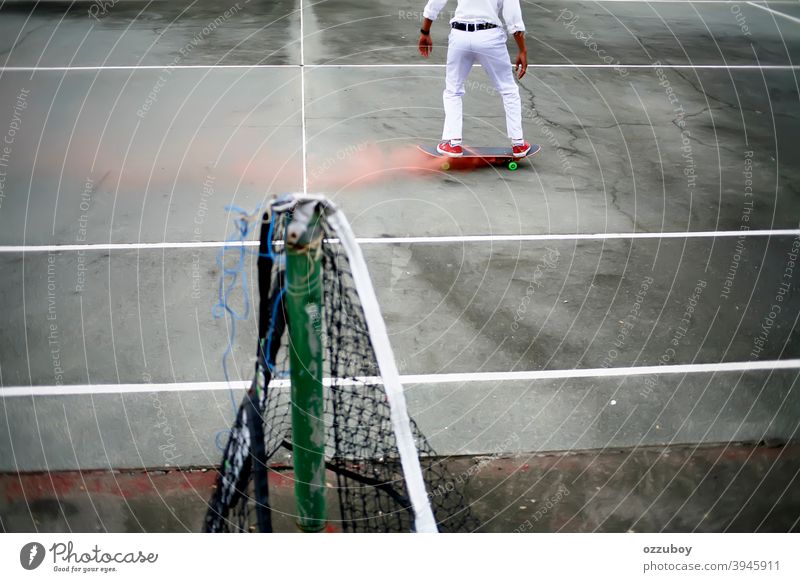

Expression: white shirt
xmin=423 ymin=0 xmax=525 ymax=34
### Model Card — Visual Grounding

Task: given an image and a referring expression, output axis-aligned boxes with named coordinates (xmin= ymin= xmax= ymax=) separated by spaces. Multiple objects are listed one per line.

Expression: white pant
xmin=441 ymin=27 xmax=523 ymax=143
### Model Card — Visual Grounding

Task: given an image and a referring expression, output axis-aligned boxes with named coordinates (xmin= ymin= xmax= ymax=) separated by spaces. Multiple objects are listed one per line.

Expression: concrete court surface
xmin=2 ymin=443 xmax=799 ymax=532
xmin=0 ymin=0 xmax=799 ymax=532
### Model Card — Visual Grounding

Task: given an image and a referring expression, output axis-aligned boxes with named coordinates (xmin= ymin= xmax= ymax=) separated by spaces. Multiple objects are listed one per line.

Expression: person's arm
xmin=502 ymin=0 xmax=528 ymax=78
xmin=418 ymin=1 xmax=448 ymax=58
xmin=418 ymin=17 xmax=434 ymax=57
xmin=512 ymin=31 xmax=527 ymax=79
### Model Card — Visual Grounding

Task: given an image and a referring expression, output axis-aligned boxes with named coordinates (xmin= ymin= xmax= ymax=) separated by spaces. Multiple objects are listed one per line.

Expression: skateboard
xmin=418 ymin=144 xmax=542 ymax=171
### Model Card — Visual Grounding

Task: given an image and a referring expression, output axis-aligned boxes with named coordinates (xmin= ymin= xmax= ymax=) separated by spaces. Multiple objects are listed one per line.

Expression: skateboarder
xmin=418 ymin=0 xmax=531 ymax=158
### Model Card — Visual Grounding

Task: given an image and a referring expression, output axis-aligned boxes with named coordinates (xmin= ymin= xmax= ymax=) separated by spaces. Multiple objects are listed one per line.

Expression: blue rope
xmin=212 ymin=204 xmax=260 ymax=418
xmin=214 ymin=429 xmax=232 ymax=453
xmin=212 ymin=203 xmax=293 ymax=450
xmin=264 ymin=287 xmax=285 ymax=373
xmin=265 ymin=213 xmax=277 ymax=261
xmin=212 ymin=203 xmax=292 ymax=451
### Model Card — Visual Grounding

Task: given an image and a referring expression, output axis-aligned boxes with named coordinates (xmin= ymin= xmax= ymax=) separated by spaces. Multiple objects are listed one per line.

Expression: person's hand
xmin=418 ymin=33 xmax=433 ymax=58
xmin=515 ymin=50 xmax=528 ymax=79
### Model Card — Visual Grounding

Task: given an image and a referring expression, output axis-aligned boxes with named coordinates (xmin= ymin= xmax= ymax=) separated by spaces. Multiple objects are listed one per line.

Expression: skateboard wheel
xmin=508 ymin=161 xmax=518 ymax=171
xmin=441 ymin=162 xmax=450 ymax=171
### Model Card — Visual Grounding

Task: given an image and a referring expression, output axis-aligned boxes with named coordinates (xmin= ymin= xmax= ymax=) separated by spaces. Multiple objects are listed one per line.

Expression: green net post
xmin=285 ymin=204 xmax=327 ymax=532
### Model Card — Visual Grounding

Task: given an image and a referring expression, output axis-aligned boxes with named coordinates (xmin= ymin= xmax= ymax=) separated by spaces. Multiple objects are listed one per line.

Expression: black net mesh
xmin=204 ymin=202 xmax=477 ymax=533
xmin=202 ymin=366 xmax=271 ymax=533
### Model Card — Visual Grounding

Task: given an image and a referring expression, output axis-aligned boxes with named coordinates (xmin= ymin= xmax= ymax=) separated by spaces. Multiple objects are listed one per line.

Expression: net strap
xmin=327 ymin=209 xmax=439 ymax=533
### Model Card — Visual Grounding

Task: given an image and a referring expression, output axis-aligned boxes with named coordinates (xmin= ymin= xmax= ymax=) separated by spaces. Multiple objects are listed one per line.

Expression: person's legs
xmin=442 ymin=29 xmax=475 ymax=144
xmin=473 ymin=28 xmax=524 ymax=144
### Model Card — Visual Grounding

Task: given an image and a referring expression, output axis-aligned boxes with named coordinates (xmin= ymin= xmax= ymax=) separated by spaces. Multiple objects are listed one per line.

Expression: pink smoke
xmin=306 ymin=143 xmax=451 ymax=192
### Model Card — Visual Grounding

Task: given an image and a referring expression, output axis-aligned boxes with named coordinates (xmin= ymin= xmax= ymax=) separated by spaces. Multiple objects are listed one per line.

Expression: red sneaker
xmin=512 ymin=141 xmax=531 ymax=157
xmin=437 ymin=141 xmax=463 ymax=157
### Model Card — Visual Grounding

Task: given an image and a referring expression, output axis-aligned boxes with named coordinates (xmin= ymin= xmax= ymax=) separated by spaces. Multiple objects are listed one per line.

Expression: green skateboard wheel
xmin=508 ymin=161 xmax=518 ymax=171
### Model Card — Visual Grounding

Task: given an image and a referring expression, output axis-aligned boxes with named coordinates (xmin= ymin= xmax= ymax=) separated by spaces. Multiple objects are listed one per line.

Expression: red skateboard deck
xmin=418 ymin=144 xmax=541 ymax=170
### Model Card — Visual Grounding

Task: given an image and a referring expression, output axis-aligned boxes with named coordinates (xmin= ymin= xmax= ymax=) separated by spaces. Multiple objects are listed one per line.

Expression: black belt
xmin=451 ymin=22 xmax=498 ymax=32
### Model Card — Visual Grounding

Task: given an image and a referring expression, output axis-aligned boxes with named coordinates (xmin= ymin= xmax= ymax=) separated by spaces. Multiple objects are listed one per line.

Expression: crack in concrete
xmin=0 ymin=22 xmax=51 ymax=57
xmin=605 ymin=177 xmax=639 ymax=232
xmin=519 ymin=80 xmax=587 ymax=162
xmin=671 ymin=68 xmax=740 ymax=112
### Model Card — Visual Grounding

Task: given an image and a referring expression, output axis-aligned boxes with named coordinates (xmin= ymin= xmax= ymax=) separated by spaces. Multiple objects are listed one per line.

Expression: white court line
xmin=599 ymin=0 xmax=774 ymax=1
xmin=1 ymin=229 xmax=798 ymax=254
xmin=0 ymin=65 xmax=300 ymax=71
xmin=311 ymin=64 xmax=800 ymax=70
xmin=300 ymin=0 xmax=308 ymax=194
xmin=349 ymin=229 xmax=800 ymax=244
xmin=747 ymin=1 xmax=800 ymax=25
xmin=2 ymin=359 xmax=798 ymax=397
xmin=2 ymin=64 xmax=799 ymax=72
xmin=583 ymin=0 xmax=787 ymax=2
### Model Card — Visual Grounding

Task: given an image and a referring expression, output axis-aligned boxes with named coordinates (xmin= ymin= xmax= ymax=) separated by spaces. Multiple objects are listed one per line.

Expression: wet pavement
xmin=2 ymin=443 xmax=797 ymax=532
